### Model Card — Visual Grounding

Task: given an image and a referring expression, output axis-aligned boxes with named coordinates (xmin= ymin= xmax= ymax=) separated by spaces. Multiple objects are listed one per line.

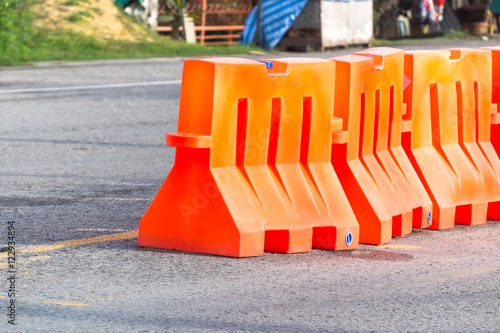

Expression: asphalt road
xmin=1 ymin=39 xmax=500 ymax=332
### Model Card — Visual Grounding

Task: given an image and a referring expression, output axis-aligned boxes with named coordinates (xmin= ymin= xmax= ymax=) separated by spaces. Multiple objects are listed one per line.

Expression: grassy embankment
xmin=0 ymin=0 xmax=257 ymax=66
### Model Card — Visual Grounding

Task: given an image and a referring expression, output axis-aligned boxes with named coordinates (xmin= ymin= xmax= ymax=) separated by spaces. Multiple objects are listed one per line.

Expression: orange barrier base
xmin=487 ymin=201 xmax=500 ymax=220
xmin=392 ymin=211 xmax=413 ymax=236
xmin=401 ymin=131 xmax=455 ymax=230
xmin=331 ymin=143 xmax=393 ymax=245
xmin=138 ymin=147 xmax=266 ymax=258
xmin=455 ymin=204 xmax=488 ymax=226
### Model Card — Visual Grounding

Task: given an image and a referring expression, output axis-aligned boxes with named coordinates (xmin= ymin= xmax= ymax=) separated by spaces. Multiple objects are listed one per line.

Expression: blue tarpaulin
xmin=241 ymin=0 xmax=308 ymax=50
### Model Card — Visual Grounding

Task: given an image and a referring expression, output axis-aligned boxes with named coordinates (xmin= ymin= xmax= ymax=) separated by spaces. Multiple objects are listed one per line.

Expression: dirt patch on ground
xmin=31 ymin=0 xmax=153 ymax=41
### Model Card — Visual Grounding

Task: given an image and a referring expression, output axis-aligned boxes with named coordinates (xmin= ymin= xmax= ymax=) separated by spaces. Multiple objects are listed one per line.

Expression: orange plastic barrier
xmin=482 ymin=46 xmax=500 ymax=219
xmin=329 ymin=48 xmax=432 ymax=245
xmin=138 ymin=58 xmax=359 ymax=257
xmin=402 ymin=48 xmax=500 ymax=229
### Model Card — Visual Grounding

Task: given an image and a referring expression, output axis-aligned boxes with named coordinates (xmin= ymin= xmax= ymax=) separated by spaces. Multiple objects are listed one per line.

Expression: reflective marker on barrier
xmin=345 ymin=232 xmax=353 ymax=246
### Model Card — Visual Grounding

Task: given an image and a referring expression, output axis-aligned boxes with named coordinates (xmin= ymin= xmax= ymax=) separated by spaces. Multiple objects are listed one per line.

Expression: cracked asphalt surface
xmin=1 ymin=38 xmax=500 ymax=332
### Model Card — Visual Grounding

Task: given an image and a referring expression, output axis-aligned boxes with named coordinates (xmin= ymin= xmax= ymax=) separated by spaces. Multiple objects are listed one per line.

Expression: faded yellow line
xmin=432 ymin=264 xmax=500 ymax=283
xmin=58 ymin=231 xmax=138 ymax=247
xmin=450 ymin=264 xmax=500 ymax=280
xmin=22 ymin=244 xmax=66 ymax=253
xmin=379 ymin=244 xmax=420 ymax=250
xmin=45 ymin=302 xmax=89 ymax=307
xmin=0 ymin=256 xmax=51 ymax=268
xmin=0 ymin=231 xmax=138 ymax=258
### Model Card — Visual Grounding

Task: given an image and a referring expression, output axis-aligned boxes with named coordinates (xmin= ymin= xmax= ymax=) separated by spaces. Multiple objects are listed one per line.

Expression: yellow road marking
xmin=45 ymin=302 xmax=89 ymax=307
xmin=0 ymin=256 xmax=51 ymax=268
xmin=0 ymin=231 xmax=138 ymax=258
xmin=433 ymin=264 xmax=500 ymax=283
xmin=378 ymin=244 xmax=420 ymax=250
xmin=22 ymin=244 xmax=66 ymax=253
xmin=59 ymin=231 xmax=138 ymax=247
xmin=451 ymin=264 xmax=500 ymax=279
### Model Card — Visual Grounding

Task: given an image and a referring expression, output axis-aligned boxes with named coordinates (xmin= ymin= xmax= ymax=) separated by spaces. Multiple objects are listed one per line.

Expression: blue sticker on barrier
xmin=427 ymin=210 xmax=432 ymax=225
xmin=345 ymin=232 xmax=353 ymax=246
xmin=257 ymin=60 xmax=273 ymax=69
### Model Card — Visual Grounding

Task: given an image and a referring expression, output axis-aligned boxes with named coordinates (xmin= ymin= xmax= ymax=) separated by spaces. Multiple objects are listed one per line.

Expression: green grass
xmin=67 ymin=10 xmax=91 ymax=22
xmin=64 ymin=0 xmax=88 ymax=6
xmin=0 ymin=0 xmax=260 ymax=66
xmin=442 ymin=30 xmax=471 ymax=39
xmin=90 ymin=6 xmax=102 ymax=15
xmin=0 ymin=29 xmax=258 ymax=66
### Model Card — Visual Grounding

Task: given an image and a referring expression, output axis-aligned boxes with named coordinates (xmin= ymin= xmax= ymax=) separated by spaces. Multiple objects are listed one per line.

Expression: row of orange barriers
xmin=138 ymin=46 xmax=500 ymax=257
